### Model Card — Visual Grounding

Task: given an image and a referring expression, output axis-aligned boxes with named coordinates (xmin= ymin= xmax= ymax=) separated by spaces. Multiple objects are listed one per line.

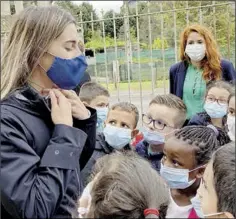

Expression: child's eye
xmin=172 ymin=160 xmax=179 ymax=167
xmin=121 ymin=124 xmax=129 ymax=129
xmin=109 ymin=121 xmax=116 ymax=126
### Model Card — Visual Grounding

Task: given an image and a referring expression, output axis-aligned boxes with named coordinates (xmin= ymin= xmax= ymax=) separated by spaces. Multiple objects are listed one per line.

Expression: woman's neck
xmin=191 ymin=60 xmax=201 ymax=69
xmin=211 ymin=118 xmax=223 ymax=128
xmin=29 ymin=67 xmax=54 ymax=93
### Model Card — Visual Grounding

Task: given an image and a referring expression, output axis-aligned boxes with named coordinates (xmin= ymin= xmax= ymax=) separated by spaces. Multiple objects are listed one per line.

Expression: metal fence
xmin=77 ymin=1 xmax=235 ymax=120
xmin=1 ymin=1 xmax=235 ymax=126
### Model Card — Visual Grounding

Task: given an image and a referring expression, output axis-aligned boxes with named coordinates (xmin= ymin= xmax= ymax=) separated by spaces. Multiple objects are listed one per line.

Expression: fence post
xmin=113 ymin=11 xmax=120 ymax=100
xmin=227 ymin=3 xmax=231 ymax=61
xmin=186 ymin=1 xmax=189 ymax=25
xmin=173 ymin=1 xmax=178 ymax=63
xmin=124 ymin=0 xmax=132 ymax=102
xmin=160 ymin=2 xmax=166 ymax=94
xmin=213 ymin=1 xmax=217 ymax=39
xmin=101 ymin=10 xmax=109 ymax=89
xmin=199 ymin=1 xmax=203 ymax=25
xmin=147 ymin=1 xmax=155 ymax=94
xmin=136 ymin=0 xmax=143 ymax=123
xmin=90 ymin=12 xmax=98 ymax=82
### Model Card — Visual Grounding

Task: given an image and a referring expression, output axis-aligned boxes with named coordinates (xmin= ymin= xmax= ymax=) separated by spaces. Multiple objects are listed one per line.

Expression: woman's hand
xmin=49 ymin=89 xmax=73 ymax=127
xmin=60 ymin=90 xmax=90 ymax=120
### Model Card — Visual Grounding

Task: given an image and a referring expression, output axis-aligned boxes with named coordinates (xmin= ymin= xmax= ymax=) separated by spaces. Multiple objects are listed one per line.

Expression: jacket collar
xmin=2 ymin=85 xmax=52 ymax=122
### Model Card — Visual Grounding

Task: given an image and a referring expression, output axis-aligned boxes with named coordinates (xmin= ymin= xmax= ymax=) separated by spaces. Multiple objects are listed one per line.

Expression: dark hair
xmin=213 ymin=142 xmax=235 ymax=217
xmin=205 ymin=80 xmax=234 ymax=97
xmin=110 ymin=102 xmax=139 ymax=128
xmin=175 ymin=125 xmax=230 ymax=166
xmin=79 ymin=82 xmax=110 ymax=103
xmin=87 ymin=151 xmax=169 ymax=219
xmin=150 ymin=94 xmax=187 ymax=128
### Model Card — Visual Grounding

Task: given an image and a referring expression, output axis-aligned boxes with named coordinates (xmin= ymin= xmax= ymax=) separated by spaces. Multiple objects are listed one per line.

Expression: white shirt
xmin=166 ymin=194 xmax=193 ymax=218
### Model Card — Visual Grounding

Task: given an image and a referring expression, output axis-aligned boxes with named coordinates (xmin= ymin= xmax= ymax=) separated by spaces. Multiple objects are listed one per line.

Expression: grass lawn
xmin=100 ymin=80 xmax=169 ymax=92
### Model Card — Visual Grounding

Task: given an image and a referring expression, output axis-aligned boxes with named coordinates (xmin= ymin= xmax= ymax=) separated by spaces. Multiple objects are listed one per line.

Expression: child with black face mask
xmin=161 ymin=125 xmax=230 ymax=218
xmin=136 ymin=94 xmax=187 ymax=173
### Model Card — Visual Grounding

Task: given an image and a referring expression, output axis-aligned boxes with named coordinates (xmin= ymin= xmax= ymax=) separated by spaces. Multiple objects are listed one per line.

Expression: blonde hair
xmin=1 ymin=6 xmax=75 ymax=100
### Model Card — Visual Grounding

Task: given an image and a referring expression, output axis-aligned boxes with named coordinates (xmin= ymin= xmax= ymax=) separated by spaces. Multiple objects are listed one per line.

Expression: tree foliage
xmin=53 ymin=1 xmax=235 ymax=50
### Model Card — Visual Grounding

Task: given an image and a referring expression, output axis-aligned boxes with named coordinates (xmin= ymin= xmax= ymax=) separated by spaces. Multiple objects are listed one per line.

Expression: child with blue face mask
xmin=161 ymin=125 xmax=230 ymax=218
xmin=136 ymin=94 xmax=187 ymax=173
xmin=188 ymin=80 xmax=234 ymax=130
xmin=78 ymin=82 xmax=110 ymax=133
xmin=193 ymin=142 xmax=235 ymax=219
xmin=81 ymin=102 xmax=139 ymax=186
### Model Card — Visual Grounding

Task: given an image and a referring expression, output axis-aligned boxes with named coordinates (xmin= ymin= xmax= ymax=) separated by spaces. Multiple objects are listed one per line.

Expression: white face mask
xmin=185 ymin=44 xmax=206 ymax=62
xmin=227 ymin=114 xmax=235 ymax=141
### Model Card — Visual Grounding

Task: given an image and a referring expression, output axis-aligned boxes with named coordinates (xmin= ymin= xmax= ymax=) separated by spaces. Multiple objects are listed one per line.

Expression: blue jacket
xmin=1 ymin=86 xmax=97 ymax=219
xmin=135 ymin=140 xmax=163 ymax=173
xmin=169 ymin=59 xmax=236 ymax=98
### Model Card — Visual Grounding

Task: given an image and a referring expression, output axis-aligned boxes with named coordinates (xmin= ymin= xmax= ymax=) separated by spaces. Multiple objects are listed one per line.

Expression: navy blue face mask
xmin=45 ymin=54 xmax=88 ymax=90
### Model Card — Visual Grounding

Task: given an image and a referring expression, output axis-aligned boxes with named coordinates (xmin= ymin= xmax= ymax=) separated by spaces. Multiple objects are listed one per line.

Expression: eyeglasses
xmin=205 ymin=96 xmax=228 ymax=106
xmin=142 ymin=114 xmax=175 ymax=131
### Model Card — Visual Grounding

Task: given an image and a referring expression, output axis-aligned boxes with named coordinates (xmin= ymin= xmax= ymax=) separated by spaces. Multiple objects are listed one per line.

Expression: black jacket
xmin=81 ymin=133 xmax=130 ymax=186
xmin=169 ymin=59 xmax=236 ymax=99
xmin=1 ymin=86 xmax=97 ymax=219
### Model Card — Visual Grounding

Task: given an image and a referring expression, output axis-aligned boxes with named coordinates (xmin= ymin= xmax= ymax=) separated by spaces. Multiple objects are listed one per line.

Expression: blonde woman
xmin=1 ymin=6 xmax=97 ymax=219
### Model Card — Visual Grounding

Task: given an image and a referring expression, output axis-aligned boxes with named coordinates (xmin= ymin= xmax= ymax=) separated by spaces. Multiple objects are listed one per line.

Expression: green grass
xmin=101 ymin=79 xmax=169 ymax=92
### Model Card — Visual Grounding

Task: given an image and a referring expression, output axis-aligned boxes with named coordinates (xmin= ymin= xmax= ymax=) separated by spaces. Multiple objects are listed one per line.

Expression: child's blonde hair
xmin=87 ymin=151 xmax=169 ymax=219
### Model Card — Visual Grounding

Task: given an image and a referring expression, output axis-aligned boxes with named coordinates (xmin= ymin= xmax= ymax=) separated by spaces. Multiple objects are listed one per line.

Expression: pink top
xmin=188 ymin=208 xmax=199 ymax=219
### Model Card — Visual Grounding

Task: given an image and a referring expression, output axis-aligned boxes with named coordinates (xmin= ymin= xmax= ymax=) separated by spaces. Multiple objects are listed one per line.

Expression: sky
xmin=72 ymin=1 xmax=124 ymax=17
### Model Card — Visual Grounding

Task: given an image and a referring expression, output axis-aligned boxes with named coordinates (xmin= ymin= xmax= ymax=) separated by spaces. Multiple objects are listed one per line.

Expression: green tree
xmin=103 ymin=10 xmax=123 ymax=38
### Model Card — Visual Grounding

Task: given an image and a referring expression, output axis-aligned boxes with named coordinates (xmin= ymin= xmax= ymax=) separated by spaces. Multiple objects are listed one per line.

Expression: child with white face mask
xmin=161 ymin=125 xmax=230 ymax=218
xmin=80 ymin=102 xmax=139 ymax=186
xmin=227 ymin=92 xmax=235 ymax=141
xmin=136 ymin=94 xmax=187 ymax=173
xmin=79 ymin=82 xmax=110 ymax=133
xmin=188 ymin=80 xmax=234 ymax=132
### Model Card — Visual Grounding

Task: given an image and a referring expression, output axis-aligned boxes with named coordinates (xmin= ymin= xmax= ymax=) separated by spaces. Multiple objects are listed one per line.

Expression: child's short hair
xmin=150 ymin=94 xmax=187 ymax=128
xmin=212 ymin=142 xmax=235 ymax=217
xmin=87 ymin=151 xmax=169 ymax=219
xmin=206 ymin=80 xmax=234 ymax=97
xmin=79 ymin=82 xmax=110 ymax=104
xmin=110 ymin=102 xmax=139 ymax=128
xmin=174 ymin=125 xmax=230 ymax=166
xmin=228 ymin=89 xmax=235 ymax=103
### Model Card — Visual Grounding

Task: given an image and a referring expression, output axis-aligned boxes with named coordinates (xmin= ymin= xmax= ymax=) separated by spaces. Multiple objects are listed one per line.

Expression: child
xmin=194 ymin=142 xmax=235 ymax=218
xmin=160 ymin=125 xmax=230 ymax=218
xmin=136 ymin=94 xmax=187 ymax=173
xmin=81 ymin=151 xmax=170 ymax=219
xmin=227 ymin=92 xmax=235 ymax=141
xmin=79 ymin=82 xmax=110 ymax=133
xmin=81 ymin=102 xmax=139 ymax=186
xmin=188 ymin=80 xmax=234 ymax=129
